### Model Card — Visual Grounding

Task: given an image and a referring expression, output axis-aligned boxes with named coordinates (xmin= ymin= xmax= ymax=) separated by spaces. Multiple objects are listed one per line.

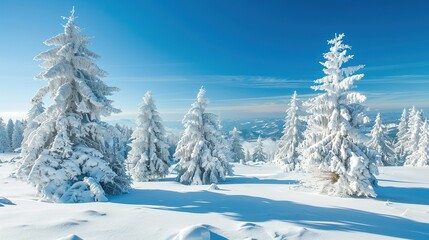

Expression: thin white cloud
xmin=108 ymin=73 xmax=429 ymax=88
xmin=364 ymin=91 xmax=429 ymax=111
xmin=364 ymin=62 xmax=429 ymax=72
xmin=363 ymin=74 xmax=429 ymax=84
xmin=202 ymin=75 xmax=310 ymax=89
xmin=108 ymin=75 xmax=312 ymax=89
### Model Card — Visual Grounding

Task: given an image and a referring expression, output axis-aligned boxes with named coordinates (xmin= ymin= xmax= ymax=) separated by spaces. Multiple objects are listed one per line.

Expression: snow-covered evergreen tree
xmin=230 ymin=127 xmax=245 ymax=163
xmin=15 ymin=8 xmax=129 ymax=202
xmin=6 ymin=119 xmax=14 ymax=151
xmin=394 ymin=108 xmax=408 ymax=163
xmin=22 ymin=102 xmax=45 ymax=144
xmin=405 ymin=120 xmax=429 ymax=166
xmin=11 ymin=120 xmax=24 ymax=151
xmin=18 ymin=102 xmax=46 ymax=161
xmin=245 ymin=149 xmax=252 ymax=162
xmin=114 ymin=124 xmax=132 ymax=160
xmin=274 ymin=91 xmax=304 ymax=171
xmin=404 ymin=107 xmax=423 ymax=157
xmin=252 ymin=136 xmax=267 ymax=162
xmin=367 ymin=113 xmax=395 ymax=166
xmin=0 ymin=118 xmax=9 ymax=153
xmin=126 ymin=91 xmax=170 ymax=182
xmin=299 ymin=34 xmax=378 ymax=197
xmin=404 ymin=108 xmax=424 ymax=166
xmin=174 ymin=87 xmax=232 ymax=185
xmin=165 ymin=130 xmax=180 ymax=162
xmin=115 ymin=124 xmax=133 ymax=144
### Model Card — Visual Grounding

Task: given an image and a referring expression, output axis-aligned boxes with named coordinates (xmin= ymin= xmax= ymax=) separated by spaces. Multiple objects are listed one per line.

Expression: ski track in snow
xmin=1 ymin=154 xmax=429 ymax=240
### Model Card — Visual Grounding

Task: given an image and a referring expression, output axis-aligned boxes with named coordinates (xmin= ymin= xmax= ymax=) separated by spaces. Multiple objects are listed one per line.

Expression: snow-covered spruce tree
xmin=11 ymin=120 xmax=24 ymax=151
xmin=274 ymin=91 xmax=304 ymax=171
xmin=126 ymin=91 xmax=170 ymax=182
xmin=404 ymin=108 xmax=424 ymax=166
xmin=174 ymin=87 xmax=232 ymax=185
xmin=230 ymin=127 xmax=245 ymax=163
xmin=367 ymin=113 xmax=395 ymax=166
xmin=165 ymin=130 xmax=180 ymax=162
xmin=17 ymin=102 xmax=46 ymax=168
xmin=115 ymin=124 xmax=133 ymax=145
xmin=22 ymin=102 xmax=45 ymax=146
xmin=245 ymin=149 xmax=252 ymax=162
xmin=15 ymin=8 xmax=129 ymax=202
xmin=114 ymin=124 xmax=132 ymax=160
xmin=0 ymin=118 xmax=9 ymax=153
xmin=404 ymin=107 xmax=423 ymax=157
xmin=394 ymin=108 xmax=408 ymax=163
xmin=405 ymin=120 xmax=429 ymax=166
xmin=6 ymin=119 xmax=14 ymax=151
xmin=299 ymin=34 xmax=378 ymax=197
xmin=252 ymin=136 xmax=267 ymax=162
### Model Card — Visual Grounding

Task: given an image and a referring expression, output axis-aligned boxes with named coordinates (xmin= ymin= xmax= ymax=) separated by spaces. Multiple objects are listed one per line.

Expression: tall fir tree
xmin=22 ymin=102 xmax=45 ymax=145
xmin=114 ymin=124 xmax=133 ymax=160
xmin=11 ymin=120 xmax=24 ymax=151
xmin=404 ymin=108 xmax=424 ymax=166
xmin=15 ymin=8 xmax=129 ymax=202
xmin=0 ymin=118 xmax=9 ymax=153
xmin=174 ymin=87 xmax=232 ymax=185
xmin=18 ymin=102 xmax=46 ymax=164
xmin=405 ymin=120 xmax=429 ymax=166
xmin=404 ymin=107 xmax=423 ymax=157
xmin=394 ymin=108 xmax=408 ymax=163
xmin=367 ymin=113 xmax=395 ymax=166
xmin=274 ymin=91 xmax=304 ymax=171
xmin=230 ymin=127 xmax=245 ymax=163
xmin=126 ymin=91 xmax=171 ymax=182
xmin=252 ymin=136 xmax=267 ymax=162
xmin=6 ymin=119 xmax=14 ymax=151
xmin=299 ymin=34 xmax=378 ymax=197
xmin=245 ymin=149 xmax=252 ymax=163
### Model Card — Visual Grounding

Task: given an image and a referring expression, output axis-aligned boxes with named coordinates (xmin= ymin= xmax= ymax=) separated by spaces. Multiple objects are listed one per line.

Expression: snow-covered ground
xmin=1 ymin=153 xmax=428 ymax=240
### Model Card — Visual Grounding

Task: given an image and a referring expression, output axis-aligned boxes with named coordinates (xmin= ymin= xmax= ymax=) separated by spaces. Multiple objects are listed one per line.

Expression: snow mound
xmin=277 ymin=226 xmax=310 ymax=240
xmin=173 ymin=224 xmax=211 ymax=240
xmin=56 ymin=234 xmax=83 ymax=240
xmin=0 ymin=196 xmax=14 ymax=206
xmin=207 ymin=183 xmax=220 ymax=190
xmin=237 ymin=222 xmax=272 ymax=239
xmin=236 ymin=222 xmax=310 ymax=240
xmin=53 ymin=220 xmax=86 ymax=229
xmin=246 ymin=161 xmax=267 ymax=166
xmin=82 ymin=210 xmax=107 ymax=217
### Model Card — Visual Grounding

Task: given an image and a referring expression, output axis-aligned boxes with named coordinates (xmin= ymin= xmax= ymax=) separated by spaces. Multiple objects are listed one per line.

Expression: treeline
xmin=0 ymin=118 xmax=25 ymax=153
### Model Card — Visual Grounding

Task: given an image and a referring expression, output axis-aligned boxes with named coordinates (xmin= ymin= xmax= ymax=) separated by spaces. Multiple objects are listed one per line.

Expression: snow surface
xmin=1 ymin=153 xmax=429 ymax=239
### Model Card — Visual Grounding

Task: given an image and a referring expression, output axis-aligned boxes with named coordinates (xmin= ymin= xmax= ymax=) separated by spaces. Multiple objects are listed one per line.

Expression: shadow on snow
xmin=376 ymin=185 xmax=429 ymax=206
xmin=224 ymin=175 xmax=299 ymax=185
xmin=110 ymin=189 xmax=429 ymax=239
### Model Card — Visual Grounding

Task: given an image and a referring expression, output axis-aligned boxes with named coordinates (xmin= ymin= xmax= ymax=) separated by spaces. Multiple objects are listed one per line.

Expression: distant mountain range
xmin=107 ymin=111 xmax=403 ymax=141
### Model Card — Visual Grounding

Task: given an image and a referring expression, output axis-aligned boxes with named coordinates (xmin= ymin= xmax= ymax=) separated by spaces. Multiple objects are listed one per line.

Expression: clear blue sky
xmin=0 ymin=0 xmax=428 ymax=121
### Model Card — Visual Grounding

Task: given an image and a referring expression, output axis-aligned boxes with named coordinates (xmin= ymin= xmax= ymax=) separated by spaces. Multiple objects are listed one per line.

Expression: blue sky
xmin=0 ymin=0 xmax=428 ymax=121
